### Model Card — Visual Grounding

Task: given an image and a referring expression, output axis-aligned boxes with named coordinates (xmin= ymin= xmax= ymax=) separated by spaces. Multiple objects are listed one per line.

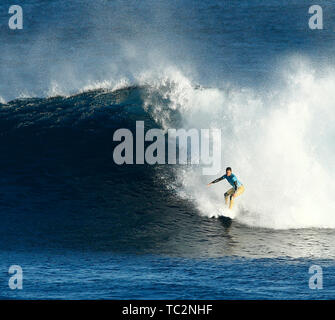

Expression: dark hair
xmin=226 ymin=167 xmax=232 ymax=172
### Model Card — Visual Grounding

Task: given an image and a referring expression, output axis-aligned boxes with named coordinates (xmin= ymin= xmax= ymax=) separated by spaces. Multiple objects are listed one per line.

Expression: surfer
xmin=207 ymin=167 xmax=245 ymax=209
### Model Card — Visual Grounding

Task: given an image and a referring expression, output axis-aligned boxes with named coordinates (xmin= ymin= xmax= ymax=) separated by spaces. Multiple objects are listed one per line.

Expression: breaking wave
xmin=1 ymin=59 xmax=334 ymax=230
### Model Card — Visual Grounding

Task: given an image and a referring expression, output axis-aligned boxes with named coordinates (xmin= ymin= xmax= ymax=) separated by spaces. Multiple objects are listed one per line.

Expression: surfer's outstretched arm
xmin=207 ymin=175 xmax=225 ymax=186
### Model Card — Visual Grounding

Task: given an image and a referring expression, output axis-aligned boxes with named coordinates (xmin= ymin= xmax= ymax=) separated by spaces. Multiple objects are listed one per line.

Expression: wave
xmin=1 ymin=60 xmax=334 ymax=230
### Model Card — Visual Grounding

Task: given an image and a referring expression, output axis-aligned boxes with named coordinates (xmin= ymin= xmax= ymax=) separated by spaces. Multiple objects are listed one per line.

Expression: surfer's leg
xmin=229 ymin=185 xmax=245 ymax=209
xmin=224 ymin=188 xmax=235 ymax=205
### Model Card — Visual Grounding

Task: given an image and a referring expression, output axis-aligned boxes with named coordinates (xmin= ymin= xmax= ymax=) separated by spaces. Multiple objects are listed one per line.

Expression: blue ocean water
xmin=1 ymin=252 xmax=335 ymax=299
xmin=0 ymin=0 xmax=335 ymax=299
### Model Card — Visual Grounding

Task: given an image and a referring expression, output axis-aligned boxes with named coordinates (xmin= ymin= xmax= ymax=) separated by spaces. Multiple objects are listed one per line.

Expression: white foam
xmin=143 ymin=59 xmax=335 ymax=229
xmin=79 ymin=78 xmax=131 ymax=93
xmin=47 ymin=81 xmax=69 ymax=98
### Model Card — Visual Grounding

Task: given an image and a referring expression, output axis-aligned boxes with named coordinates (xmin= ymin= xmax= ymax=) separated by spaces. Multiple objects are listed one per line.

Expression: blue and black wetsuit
xmin=210 ymin=173 xmax=245 ymax=209
xmin=210 ymin=174 xmax=242 ymax=191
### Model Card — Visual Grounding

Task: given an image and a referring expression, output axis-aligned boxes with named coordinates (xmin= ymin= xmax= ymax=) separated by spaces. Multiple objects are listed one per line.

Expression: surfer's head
xmin=226 ymin=167 xmax=232 ymax=176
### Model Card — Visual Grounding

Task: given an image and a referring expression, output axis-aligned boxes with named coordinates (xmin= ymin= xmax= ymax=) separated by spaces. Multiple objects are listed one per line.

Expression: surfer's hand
xmin=207 ymin=183 xmax=212 ymax=186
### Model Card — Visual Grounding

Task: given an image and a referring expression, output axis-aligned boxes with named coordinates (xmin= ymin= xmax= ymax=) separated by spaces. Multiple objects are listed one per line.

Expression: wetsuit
xmin=210 ymin=173 xmax=245 ymax=209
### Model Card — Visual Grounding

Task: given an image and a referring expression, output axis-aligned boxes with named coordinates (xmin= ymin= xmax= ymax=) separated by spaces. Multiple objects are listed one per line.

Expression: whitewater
xmin=147 ymin=59 xmax=335 ymax=230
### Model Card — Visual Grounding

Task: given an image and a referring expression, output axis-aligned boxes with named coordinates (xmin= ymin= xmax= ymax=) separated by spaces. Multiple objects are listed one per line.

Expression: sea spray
xmin=140 ymin=61 xmax=335 ymax=229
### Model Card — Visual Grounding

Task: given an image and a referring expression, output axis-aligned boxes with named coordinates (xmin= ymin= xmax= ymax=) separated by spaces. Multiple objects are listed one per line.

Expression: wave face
xmin=1 ymin=62 xmax=335 ymax=234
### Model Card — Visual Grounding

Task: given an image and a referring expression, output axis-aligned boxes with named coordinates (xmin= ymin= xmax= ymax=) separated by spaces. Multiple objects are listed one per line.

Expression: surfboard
xmin=219 ymin=215 xmax=233 ymax=227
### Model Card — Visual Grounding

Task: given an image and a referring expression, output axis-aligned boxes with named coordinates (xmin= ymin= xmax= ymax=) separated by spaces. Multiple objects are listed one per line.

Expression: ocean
xmin=0 ymin=0 xmax=334 ymax=299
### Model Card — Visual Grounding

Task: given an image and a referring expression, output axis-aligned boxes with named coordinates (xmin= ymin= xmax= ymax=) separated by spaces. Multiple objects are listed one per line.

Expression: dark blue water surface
xmin=1 ymin=0 xmax=335 ymax=299
xmin=1 ymin=252 xmax=335 ymax=299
